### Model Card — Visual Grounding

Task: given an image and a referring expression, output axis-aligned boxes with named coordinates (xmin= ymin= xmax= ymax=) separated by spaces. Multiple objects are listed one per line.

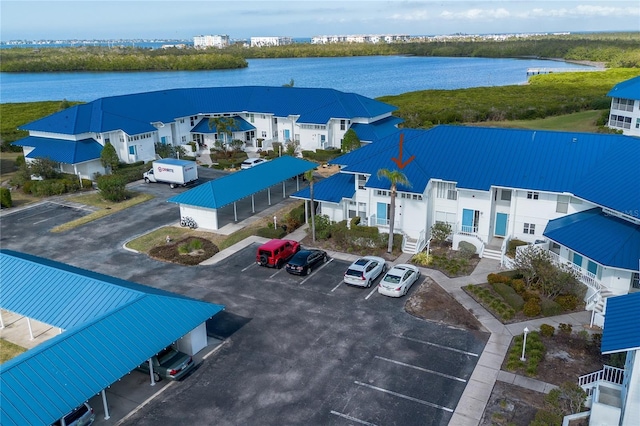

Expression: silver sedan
xmin=378 ymin=264 xmax=421 ymax=297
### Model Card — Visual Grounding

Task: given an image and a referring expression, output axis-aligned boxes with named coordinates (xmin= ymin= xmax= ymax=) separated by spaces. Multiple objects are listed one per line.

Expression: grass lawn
xmin=468 ymin=109 xmax=607 ymax=133
xmin=0 ymin=338 xmax=27 ymax=364
xmin=51 ymin=192 xmax=155 ymax=233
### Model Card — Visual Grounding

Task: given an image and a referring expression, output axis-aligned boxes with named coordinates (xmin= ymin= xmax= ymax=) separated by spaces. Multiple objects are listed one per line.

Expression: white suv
xmin=343 ymin=256 xmax=387 ymax=287
xmin=241 ymin=157 xmax=268 ymax=169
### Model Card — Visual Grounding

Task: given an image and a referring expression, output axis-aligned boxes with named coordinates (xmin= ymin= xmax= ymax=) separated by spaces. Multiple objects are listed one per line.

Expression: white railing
xmin=579 ymin=366 xmax=625 ymax=396
xmin=369 ymin=214 xmax=389 ymax=227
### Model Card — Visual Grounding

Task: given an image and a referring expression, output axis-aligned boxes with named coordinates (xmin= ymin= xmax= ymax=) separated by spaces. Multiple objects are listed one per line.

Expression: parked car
xmin=378 ymin=264 xmax=421 ymax=297
xmin=285 ymin=249 xmax=328 ymax=276
xmin=241 ymin=157 xmax=269 ymax=169
xmin=136 ymin=346 xmax=195 ymax=381
xmin=52 ymin=402 xmax=95 ymax=426
xmin=256 ymin=239 xmax=301 ymax=269
xmin=343 ymin=256 xmax=387 ymax=287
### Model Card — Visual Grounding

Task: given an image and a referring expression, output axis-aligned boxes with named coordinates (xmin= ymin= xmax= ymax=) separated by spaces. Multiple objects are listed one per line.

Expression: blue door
xmin=495 ymin=213 xmax=508 ymax=237
xmin=377 ymin=202 xmax=388 ymax=225
xmin=462 ymin=209 xmax=473 ymax=233
xmin=284 ymin=129 xmax=290 ymax=141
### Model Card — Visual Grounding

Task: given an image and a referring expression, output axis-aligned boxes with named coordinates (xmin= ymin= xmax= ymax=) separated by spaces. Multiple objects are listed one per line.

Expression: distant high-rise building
xmin=193 ymin=35 xmax=230 ymax=49
xmin=250 ymin=36 xmax=293 ymax=47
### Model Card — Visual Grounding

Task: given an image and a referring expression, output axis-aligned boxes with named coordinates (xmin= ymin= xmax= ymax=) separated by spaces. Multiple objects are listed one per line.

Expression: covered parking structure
xmin=168 ymin=155 xmax=319 ymax=230
xmin=0 ymin=250 xmax=224 ymax=426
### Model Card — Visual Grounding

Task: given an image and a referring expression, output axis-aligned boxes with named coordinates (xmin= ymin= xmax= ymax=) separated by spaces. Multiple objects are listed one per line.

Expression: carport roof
xmin=0 ymin=250 xmax=224 ymax=426
xmin=601 ymin=292 xmax=640 ymax=354
xmin=13 ymin=136 xmax=102 ymax=164
xmin=168 ymin=155 xmax=318 ymax=209
xmin=291 ymin=172 xmax=355 ymax=204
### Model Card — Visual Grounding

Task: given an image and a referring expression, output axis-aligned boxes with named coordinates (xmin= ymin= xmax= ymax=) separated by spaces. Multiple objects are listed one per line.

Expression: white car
xmin=240 ymin=157 xmax=268 ymax=169
xmin=378 ymin=264 xmax=421 ymax=297
xmin=343 ymin=256 xmax=387 ymax=287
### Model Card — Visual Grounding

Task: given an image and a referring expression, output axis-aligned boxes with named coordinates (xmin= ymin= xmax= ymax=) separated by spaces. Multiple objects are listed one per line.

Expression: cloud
xmin=440 ymin=8 xmax=511 ymax=21
xmin=390 ymin=10 xmax=429 ymax=21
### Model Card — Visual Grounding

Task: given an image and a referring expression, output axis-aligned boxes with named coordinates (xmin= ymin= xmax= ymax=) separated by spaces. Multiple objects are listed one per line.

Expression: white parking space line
xmin=374 ymin=355 xmax=467 ymax=383
xmin=33 ymin=217 xmax=53 ymax=225
xmin=300 ymin=257 xmax=334 ymax=285
xmin=395 ymin=335 xmax=479 ymax=357
xmin=354 ymin=381 xmax=454 ymax=413
xmin=241 ymin=262 xmax=256 ymax=272
xmin=269 ymin=269 xmax=283 ymax=279
xmin=330 ymin=410 xmax=378 ymax=425
xmin=364 ymin=286 xmax=377 ymax=300
xmin=331 ymin=281 xmax=343 ymax=292
xmin=18 ymin=206 xmax=58 ymax=220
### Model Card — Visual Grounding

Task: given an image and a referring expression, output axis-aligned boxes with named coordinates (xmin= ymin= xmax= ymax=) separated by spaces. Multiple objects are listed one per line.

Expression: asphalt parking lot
xmin=0 ymin=174 xmax=489 ymax=426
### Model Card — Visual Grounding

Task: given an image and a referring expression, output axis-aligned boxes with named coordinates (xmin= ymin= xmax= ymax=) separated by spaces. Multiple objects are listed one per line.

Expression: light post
xmin=273 ymin=216 xmax=277 ymax=228
xmin=520 ymin=327 xmax=529 ymax=361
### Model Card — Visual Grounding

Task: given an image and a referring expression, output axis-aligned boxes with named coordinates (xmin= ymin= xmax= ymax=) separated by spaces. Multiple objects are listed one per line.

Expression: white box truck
xmin=143 ymin=159 xmax=198 ymax=188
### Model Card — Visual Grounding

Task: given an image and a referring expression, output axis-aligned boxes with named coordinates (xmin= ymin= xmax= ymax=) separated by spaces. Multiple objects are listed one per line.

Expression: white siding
xmin=179 ymin=205 xmax=219 ymax=230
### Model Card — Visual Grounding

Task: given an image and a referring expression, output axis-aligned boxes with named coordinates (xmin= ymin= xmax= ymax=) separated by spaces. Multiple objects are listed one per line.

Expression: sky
xmin=1 ymin=0 xmax=639 ymax=41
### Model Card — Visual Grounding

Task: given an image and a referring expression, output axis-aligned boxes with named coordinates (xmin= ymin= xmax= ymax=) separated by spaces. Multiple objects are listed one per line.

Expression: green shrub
xmin=81 ymin=179 xmax=93 ymax=189
xmin=510 ymin=279 xmax=525 ymax=294
xmin=530 ymin=409 xmax=562 ymax=426
xmin=114 ymin=163 xmax=148 ymax=183
xmin=523 ymin=299 xmax=542 ymax=317
xmin=491 ymin=281 xmax=525 ymax=311
xmin=256 ymin=227 xmax=286 ymax=239
xmin=0 ymin=187 xmax=12 ymax=208
xmin=350 ymin=216 xmax=361 ymax=226
xmin=540 ymin=324 xmax=555 ymax=337
xmin=541 ymin=298 xmax=563 ymax=317
xmin=558 ymin=323 xmax=573 ymax=335
xmin=522 ymin=290 xmax=540 ymax=302
xmin=21 ymin=180 xmax=34 ymax=194
xmin=487 ymin=273 xmax=510 ymax=284
xmin=284 ymin=203 xmax=305 ymax=231
xmin=458 ymin=241 xmax=476 ymax=258
xmin=555 ymin=294 xmax=579 ymax=311
xmin=97 ymin=174 xmax=128 ymax=201
xmin=507 ymin=239 xmax=527 ymax=257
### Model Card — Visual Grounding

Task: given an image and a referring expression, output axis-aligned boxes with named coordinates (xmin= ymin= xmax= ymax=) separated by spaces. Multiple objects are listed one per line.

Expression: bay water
xmin=0 ymin=55 xmax=594 ymax=103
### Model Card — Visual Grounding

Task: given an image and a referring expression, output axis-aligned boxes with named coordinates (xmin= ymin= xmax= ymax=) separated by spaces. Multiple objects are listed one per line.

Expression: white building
xmin=193 ymin=34 xmax=230 ymax=49
xmin=311 ymin=34 xmax=410 ymax=44
xmin=607 ymin=76 xmax=640 ymax=137
xmin=250 ymin=36 xmax=293 ymax=47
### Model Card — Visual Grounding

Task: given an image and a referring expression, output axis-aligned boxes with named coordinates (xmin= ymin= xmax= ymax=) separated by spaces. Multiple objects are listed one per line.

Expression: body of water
xmin=0 ymin=56 xmax=595 ymax=103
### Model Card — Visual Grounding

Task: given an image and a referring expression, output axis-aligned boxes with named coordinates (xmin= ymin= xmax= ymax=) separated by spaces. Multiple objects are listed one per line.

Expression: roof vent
xmin=572 ymin=137 xmax=578 ymax=143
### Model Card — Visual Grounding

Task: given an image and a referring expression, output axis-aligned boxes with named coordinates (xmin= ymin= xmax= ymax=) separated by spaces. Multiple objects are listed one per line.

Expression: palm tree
xmin=304 ymin=169 xmax=316 ymax=242
xmin=208 ymin=116 xmax=238 ymax=145
xmin=377 ymin=168 xmax=411 ymax=253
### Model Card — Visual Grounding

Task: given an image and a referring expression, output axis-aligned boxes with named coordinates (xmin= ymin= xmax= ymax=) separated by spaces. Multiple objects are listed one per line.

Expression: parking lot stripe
xmin=354 ymin=381 xmax=454 ymax=413
xmin=374 ymin=356 xmax=466 ymax=383
xmin=330 ymin=410 xmax=378 ymax=425
xmin=241 ymin=262 xmax=256 ymax=272
xmin=331 ymin=281 xmax=343 ymax=292
xmin=300 ymin=257 xmax=334 ymax=285
xmin=396 ymin=335 xmax=479 ymax=357
xmin=364 ymin=286 xmax=377 ymax=300
xmin=269 ymin=269 xmax=282 ymax=279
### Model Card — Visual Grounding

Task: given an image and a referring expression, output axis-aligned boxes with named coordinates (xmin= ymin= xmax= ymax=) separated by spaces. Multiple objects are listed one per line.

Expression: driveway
xmin=0 ymin=184 xmax=488 ymax=426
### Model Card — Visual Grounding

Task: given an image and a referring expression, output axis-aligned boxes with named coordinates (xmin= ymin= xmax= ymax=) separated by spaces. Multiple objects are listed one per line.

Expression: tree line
xmin=1 ymin=33 xmax=638 ymax=72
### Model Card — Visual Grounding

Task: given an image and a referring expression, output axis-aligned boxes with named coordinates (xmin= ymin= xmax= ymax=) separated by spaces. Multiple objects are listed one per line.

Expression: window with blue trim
xmin=129 ymin=145 xmax=136 ymax=155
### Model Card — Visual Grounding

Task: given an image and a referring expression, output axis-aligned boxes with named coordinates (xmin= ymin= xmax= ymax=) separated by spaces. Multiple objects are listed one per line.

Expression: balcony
xmin=368 ymin=214 xmax=389 ymax=227
xmin=577 ymin=365 xmax=624 ymax=425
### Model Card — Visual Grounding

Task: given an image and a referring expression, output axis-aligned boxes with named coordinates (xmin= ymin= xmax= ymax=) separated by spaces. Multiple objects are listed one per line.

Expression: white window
xmin=527 ymin=191 xmax=539 ymax=200
xmin=181 ymin=136 xmax=187 ymax=143
xmin=500 ymin=189 xmax=512 ymax=201
xmin=632 ymin=272 xmax=640 ymax=289
xmin=249 ymin=113 xmax=255 ymax=123
xmin=261 ymin=131 xmax=267 ymax=138
xmin=340 ymin=120 xmax=346 ymax=130
xmin=524 ymin=223 xmax=535 ymax=234
xmin=610 ymin=114 xmax=632 ymax=129
xmin=376 ymin=190 xmax=388 ymax=196
xmin=436 ymin=181 xmax=457 ymax=200
xmin=435 ymin=211 xmax=456 ymax=226
xmin=357 ymin=174 xmax=367 ymax=190
xmin=556 ymin=195 xmax=570 ymax=213
xmin=612 ymin=98 xmax=635 ymax=112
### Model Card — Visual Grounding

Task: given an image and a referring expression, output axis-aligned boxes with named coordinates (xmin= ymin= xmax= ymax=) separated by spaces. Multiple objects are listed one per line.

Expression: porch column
xmin=296 ymin=175 xmax=300 ymax=191
xmin=148 ymin=359 xmax=156 ymax=386
xmin=234 ymin=202 xmax=238 ymax=222
xmin=305 ymin=201 xmax=309 ymax=224
xmin=268 ymin=188 xmax=272 ymax=205
xmin=0 ymin=311 xmax=4 ymax=329
xmin=27 ymin=317 xmax=34 ymax=340
xmin=251 ymin=195 xmax=255 ymax=213
xmin=282 ymin=181 xmax=286 ymax=198
xmin=101 ymin=389 xmax=111 ymax=420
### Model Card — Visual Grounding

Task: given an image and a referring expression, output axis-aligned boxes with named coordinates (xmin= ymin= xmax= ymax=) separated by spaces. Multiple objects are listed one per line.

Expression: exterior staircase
xmin=578 ymin=365 xmax=625 ymax=407
xmin=482 ymin=247 xmax=502 ymax=261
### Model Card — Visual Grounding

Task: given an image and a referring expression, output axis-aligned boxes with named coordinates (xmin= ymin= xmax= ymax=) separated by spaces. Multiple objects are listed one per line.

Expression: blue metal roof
xmin=20 ymin=86 xmax=396 ymax=135
xmin=601 ymin=292 xmax=640 ymax=354
xmin=191 ymin=115 xmax=256 ymax=134
xmin=607 ymin=75 xmax=640 ymax=100
xmin=13 ymin=136 xmax=103 ymax=164
xmin=351 ymin=116 xmax=403 ymax=142
xmin=0 ymin=250 xmax=224 ymax=426
xmin=543 ymin=209 xmax=640 ymax=271
xmin=330 ymin=126 xmax=640 ymax=218
xmin=168 ymin=156 xmax=318 ymax=209
xmin=291 ymin=172 xmax=356 ymax=204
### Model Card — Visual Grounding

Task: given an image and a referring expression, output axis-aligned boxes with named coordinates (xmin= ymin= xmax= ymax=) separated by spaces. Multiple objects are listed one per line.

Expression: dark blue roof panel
xmin=168 ymin=156 xmax=318 ymax=209
xmin=543 ymin=209 xmax=640 ymax=271
xmin=607 ymin=76 xmax=640 ymax=100
xmin=601 ymin=292 xmax=640 ymax=354
xmin=351 ymin=116 xmax=403 ymax=142
xmin=13 ymin=136 xmax=102 ymax=164
xmin=291 ymin=172 xmax=356 ymax=204
xmin=20 ymin=86 xmax=397 ymax=135
xmin=0 ymin=250 xmax=224 ymax=426
xmin=333 ymin=126 xmax=640 ymax=218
